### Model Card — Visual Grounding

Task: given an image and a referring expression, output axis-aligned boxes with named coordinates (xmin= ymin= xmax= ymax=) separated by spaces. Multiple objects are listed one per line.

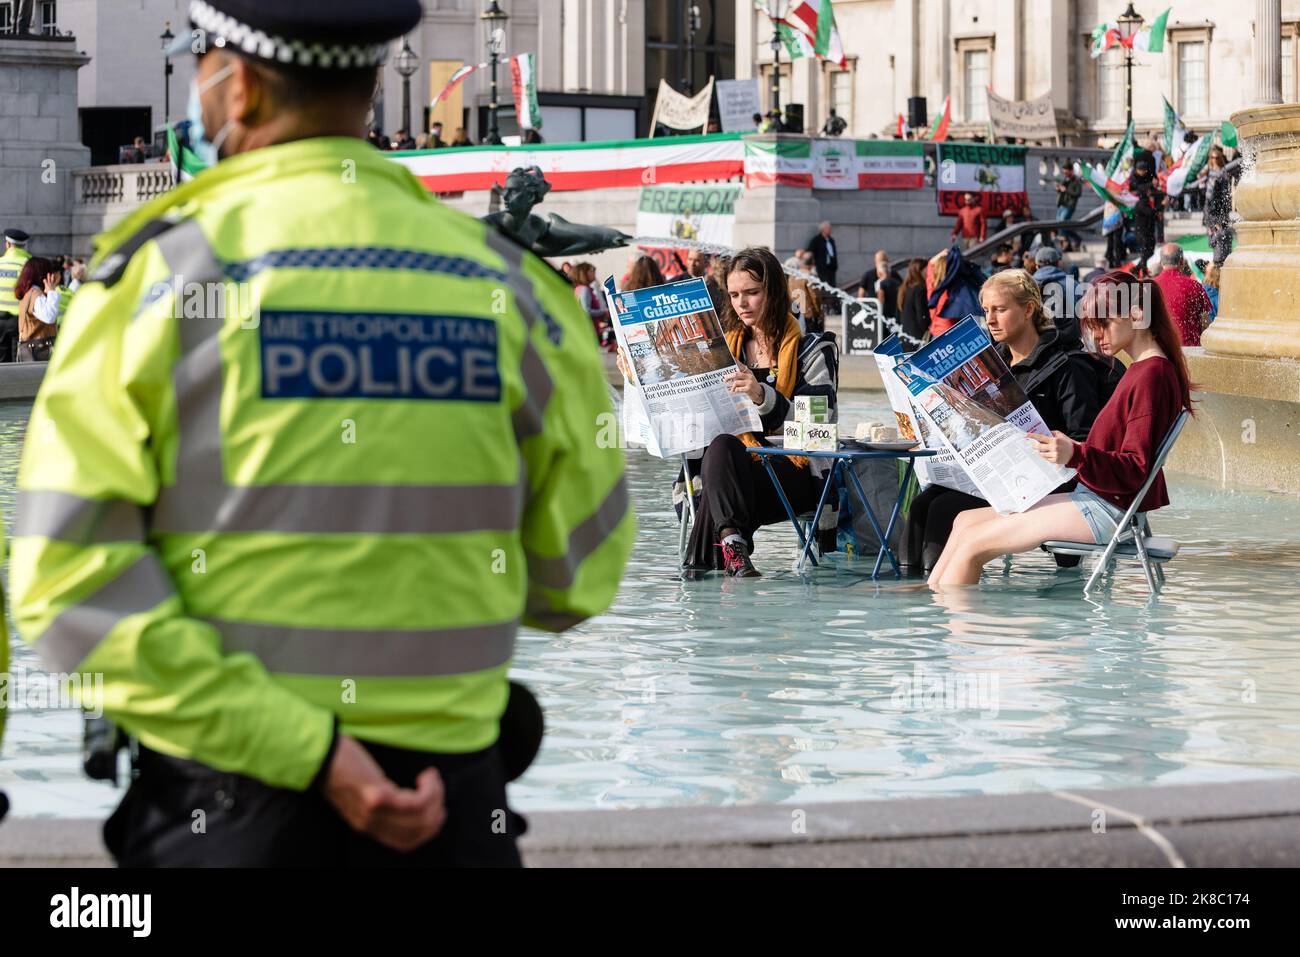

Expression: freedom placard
xmin=936 ymin=142 xmax=1028 ymax=217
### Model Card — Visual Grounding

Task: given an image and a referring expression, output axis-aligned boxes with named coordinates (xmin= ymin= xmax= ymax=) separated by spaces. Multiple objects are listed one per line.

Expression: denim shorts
xmin=1068 ymin=485 xmax=1128 ymax=545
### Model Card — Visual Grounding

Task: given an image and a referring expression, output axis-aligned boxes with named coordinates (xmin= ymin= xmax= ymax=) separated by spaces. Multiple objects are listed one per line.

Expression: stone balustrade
xmin=69 ymin=162 xmax=175 ymax=257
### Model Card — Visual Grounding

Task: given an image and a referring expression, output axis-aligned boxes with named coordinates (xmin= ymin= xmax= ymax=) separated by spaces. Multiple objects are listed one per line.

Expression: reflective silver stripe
xmin=34 ymin=553 xmax=175 ymax=671
xmin=15 ymin=490 xmax=146 ymax=544
xmin=484 ymin=229 xmax=560 ymax=443
xmin=511 ymin=338 xmax=553 ymax=442
xmin=158 ymin=482 xmax=525 ymax=535
xmin=151 ymin=218 xmax=231 ymax=534
xmin=208 ymin=617 xmax=517 ymax=677
xmin=526 ymin=477 xmax=631 ymax=591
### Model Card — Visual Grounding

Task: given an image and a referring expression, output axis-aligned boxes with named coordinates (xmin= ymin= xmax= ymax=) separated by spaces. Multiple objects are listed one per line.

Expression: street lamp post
xmin=683 ymin=3 xmax=702 ymax=95
xmin=768 ymin=3 xmax=782 ymax=128
xmin=394 ymin=37 xmax=419 ymax=135
xmin=160 ymin=22 xmax=175 ymax=126
xmin=481 ymin=1 xmax=509 ymax=145
xmin=1117 ymin=3 xmax=1145 ymax=130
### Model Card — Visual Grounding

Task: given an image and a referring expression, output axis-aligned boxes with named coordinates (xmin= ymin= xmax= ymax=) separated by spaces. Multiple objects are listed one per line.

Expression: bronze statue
xmin=483 ymin=166 xmax=629 ymax=257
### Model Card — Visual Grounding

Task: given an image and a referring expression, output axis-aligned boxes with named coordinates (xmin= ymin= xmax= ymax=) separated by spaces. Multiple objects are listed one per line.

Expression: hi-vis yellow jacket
xmin=11 ymin=137 xmax=634 ymax=790
xmin=0 ymin=245 xmax=31 ymax=314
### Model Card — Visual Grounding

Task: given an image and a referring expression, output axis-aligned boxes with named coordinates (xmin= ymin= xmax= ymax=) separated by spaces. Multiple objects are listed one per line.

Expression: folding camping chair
xmin=1041 ymin=409 xmax=1191 ymax=596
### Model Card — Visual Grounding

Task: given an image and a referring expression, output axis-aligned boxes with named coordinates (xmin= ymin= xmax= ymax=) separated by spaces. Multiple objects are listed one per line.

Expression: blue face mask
xmin=186 ymin=64 xmax=235 ymax=167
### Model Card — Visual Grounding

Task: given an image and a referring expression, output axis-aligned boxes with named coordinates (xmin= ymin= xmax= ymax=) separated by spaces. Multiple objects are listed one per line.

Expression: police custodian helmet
xmin=166 ymin=0 xmax=423 ymax=70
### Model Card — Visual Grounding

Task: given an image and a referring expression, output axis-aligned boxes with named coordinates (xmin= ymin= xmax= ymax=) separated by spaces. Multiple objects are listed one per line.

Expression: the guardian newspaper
xmin=604 ymin=276 xmax=761 ymax=457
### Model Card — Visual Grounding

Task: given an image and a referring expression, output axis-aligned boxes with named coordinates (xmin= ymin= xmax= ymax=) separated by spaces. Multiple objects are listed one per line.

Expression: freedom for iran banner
xmin=394 ymin=133 xmax=746 ymax=193
xmin=935 ymin=142 xmax=1028 ymax=216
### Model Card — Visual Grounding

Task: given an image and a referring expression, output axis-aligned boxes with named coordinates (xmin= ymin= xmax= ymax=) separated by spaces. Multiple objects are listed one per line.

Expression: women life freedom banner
xmin=891 ymin=318 xmax=1074 ymax=513
xmin=603 ymin=276 xmax=760 ymax=458
xmin=936 ymin=142 xmax=1029 ymax=217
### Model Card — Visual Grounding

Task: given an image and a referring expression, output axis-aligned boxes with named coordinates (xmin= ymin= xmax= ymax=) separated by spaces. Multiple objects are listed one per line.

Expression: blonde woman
xmin=926 ymin=250 xmax=954 ymax=337
xmin=902 ymin=270 xmax=1113 ymax=573
xmin=1202 ymin=262 xmax=1221 ymax=324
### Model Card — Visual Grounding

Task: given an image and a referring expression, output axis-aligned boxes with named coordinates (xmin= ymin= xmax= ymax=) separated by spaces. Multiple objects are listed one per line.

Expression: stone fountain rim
xmin=1231 ymin=103 xmax=1300 ymax=139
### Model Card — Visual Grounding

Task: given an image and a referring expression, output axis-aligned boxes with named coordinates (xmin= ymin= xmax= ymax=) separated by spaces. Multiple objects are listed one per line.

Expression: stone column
xmin=0 ymin=36 xmax=91 ymax=256
xmin=1200 ymin=105 xmax=1300 ymax=359
xmin=1255 ymin=0 xmax=1283 ymax=106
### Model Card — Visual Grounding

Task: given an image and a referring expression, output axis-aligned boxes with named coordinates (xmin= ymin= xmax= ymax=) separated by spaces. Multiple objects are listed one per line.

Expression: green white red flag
xmin=1091 ymin=21 xmax=1121 ymax=59
xmin=755 ymin=1 xmax=845 ymax=68
xmin=166 ymin=124 xmax=206 ymax=183
xmin=432 ymin=62 xmax=486 ymax=110
xmin=510 ymin=53 xmax=543 ymax=131
xmin=1086 ymin=121 xmax=1137 ymax=212
xmin=1132 ymin=7 xmax=1171 ymax=54
xmin=783 ymin=1 xmax=847 ymax=68
xmin=1163 ymin=97 xmax=1189 ymax=158
xmin=928 ymin=96 xmax=951 ymax=142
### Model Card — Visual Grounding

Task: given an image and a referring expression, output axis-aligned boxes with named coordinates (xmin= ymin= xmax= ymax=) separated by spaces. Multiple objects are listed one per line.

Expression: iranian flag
xmin=395 ymin=134 xmax=746 ymax=193
xmin=432 ymin=62 xmax=486 ymax=110
xmin=784 ymin=1 xmax=847 ymax=68
xmin=744 ymin=138 xmax=813 ymax=188
xmin=1090 ymin=21 xmax=1122 ymax=59
xmin=1164 ymin=132 xmax=1216 ymax=196
xmin=928 ymin=96 xmax=951 ymax=142
xmin=510 ymin=53 xmax=543 ymax=131
xmin=1132 ymin=7 xmax=1171 ymax=54
xmin=1163 ymin=96 xmax=1189 ymax=159
xmin=777 ymin=19 xmax=815 ymax=60
xmin=167 ymin=124 xmax=206 ymax=183
xmin=1086 ymin=121 xmax=1137 ymax=211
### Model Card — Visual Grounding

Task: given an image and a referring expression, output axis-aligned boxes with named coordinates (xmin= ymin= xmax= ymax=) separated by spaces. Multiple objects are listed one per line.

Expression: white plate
xmin=862 ymin=440 xmax=920 ymax=452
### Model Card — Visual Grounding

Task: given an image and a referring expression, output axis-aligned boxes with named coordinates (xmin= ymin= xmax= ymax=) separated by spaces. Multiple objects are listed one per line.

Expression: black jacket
xmin=994 ymin=328 xmax=1104 ymax=442
xmin=899 ymin=283 xmax=929 ymax=345
xmin=808 ymin=233 xmax=838 ymax=282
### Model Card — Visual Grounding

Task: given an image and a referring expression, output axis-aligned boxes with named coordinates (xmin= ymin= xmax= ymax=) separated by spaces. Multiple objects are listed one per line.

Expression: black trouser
xmin=686 ymin=433 xmax=820 ymax=569
xmin=105 ymin=740 xmax=525 ymax=867
xmin=904 ymin=485 xmax=987 ymax=574
xmin=0 ymin=313 xmax=17 ymax=362
xmin=1105 ymin=231 xmax=1127 ymax=269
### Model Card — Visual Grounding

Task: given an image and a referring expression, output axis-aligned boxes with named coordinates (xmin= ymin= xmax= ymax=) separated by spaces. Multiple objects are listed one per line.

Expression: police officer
xmin=12 ymin=0 xmax=633 ymax=867
xmin=0 ymin=228 xmax=32 ymax=361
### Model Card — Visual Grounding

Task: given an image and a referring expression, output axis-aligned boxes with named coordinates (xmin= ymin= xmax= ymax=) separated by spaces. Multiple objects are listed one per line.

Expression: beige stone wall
xmin=741 ymin=0 xmax=1300 ymax=143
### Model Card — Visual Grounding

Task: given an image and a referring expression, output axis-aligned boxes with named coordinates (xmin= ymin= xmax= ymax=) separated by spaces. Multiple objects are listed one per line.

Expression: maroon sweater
xmin=1066 ymin=356 xmax=1184 ymax=513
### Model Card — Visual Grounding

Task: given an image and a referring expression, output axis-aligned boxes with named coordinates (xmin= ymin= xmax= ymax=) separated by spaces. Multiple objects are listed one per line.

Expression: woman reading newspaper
xmin=684 ymin=247 xmax=838 ymax=577
xmin=903 ymin=270 xmax=1110 ymax=574
xmin=929 ymin=271 xmax=1192 ymax=588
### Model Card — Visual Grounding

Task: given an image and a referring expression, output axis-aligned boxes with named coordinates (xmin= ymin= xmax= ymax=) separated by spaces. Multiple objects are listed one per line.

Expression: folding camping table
xmin=749 ymin=445 xmax=938 ymax=579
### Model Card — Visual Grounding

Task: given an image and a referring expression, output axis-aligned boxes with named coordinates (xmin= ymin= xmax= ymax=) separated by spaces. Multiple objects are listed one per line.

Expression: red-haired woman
xmin=14 ymin=257 xmax=61 ymax=362
xmin=929 ymin=271 xmax=1192 ymax=588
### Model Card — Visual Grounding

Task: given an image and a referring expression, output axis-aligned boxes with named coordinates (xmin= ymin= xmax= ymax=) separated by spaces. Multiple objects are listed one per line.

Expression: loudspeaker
xmin=907 ymin=96 xmax=928 ymax=131
xmin=783 ymin=102 xmax=805 ymax=133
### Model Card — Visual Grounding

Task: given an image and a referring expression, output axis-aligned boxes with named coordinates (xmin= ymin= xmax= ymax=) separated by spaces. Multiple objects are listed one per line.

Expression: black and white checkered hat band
xmin=189 ymin=0 xmax=389 ymax=69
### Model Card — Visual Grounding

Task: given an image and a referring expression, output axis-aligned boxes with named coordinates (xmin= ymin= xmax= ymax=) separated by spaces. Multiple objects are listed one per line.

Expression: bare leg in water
xmin=929 ymin=494 xmax=1093 ymax=588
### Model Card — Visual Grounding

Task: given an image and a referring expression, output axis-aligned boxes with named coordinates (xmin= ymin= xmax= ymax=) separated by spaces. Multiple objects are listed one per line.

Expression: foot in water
xmin=720 ymin=540 xmax=761 ymax=578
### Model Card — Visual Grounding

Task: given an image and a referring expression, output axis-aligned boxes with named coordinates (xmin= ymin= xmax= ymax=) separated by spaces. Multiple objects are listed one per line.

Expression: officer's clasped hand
xmin=322 ymin=735 xmax=447 ymax=852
